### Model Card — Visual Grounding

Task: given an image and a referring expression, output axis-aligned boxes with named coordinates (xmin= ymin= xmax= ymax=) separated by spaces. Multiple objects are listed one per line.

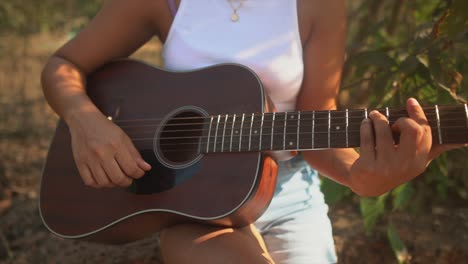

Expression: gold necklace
xmin=228 ymin=0 xmax=245 ymax=22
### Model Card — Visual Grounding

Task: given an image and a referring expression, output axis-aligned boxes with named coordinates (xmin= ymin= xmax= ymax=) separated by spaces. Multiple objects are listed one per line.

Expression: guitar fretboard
xmin=198 ymin=105 xmax=468 ymax=153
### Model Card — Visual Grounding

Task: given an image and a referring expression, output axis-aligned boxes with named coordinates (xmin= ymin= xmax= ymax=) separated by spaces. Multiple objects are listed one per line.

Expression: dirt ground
xmin=1 ymin=34 xmax=468 ymax=264
xmin=1 ymin=193 xmax=468 ymax=264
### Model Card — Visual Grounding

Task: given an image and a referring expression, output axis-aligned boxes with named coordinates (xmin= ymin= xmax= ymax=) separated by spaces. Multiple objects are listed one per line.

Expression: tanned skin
xmin=41 ymin=0 xmax=460 ymax=263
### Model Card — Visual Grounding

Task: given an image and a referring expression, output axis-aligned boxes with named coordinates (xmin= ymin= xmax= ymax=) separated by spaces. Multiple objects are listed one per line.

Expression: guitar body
xmin=39 ymin=60 xmax=278 ymax=244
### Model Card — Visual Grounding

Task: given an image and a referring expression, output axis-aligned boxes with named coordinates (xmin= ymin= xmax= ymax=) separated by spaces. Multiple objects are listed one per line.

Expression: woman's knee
xmin=159 ymin=223 xmax=274 ymax=264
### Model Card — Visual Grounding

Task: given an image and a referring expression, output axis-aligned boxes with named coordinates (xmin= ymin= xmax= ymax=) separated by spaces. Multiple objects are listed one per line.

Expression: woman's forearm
xmin=41 ymin=55 xmax=102 ymax=125
xmin=302 ymin=148 xmax=357 ymax=188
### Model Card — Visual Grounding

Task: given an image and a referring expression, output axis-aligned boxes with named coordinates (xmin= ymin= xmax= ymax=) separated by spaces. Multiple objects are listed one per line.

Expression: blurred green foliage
xmin=325 ymin=0 xmax=468 ymax=262
xmin=0 ymin=0 xmax=467 ymax=262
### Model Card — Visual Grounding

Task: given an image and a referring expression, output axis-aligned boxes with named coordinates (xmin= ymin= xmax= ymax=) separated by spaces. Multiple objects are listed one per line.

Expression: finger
xmin=77 ymin=163 xmax=98 ymax=188
xmin=103 ymin=159 xmax=133 ymax=187
xmin=115 ymin=149 xmax=146 ymax=179
xmin=369 ymin=110 xmax=395 ymax=160
xmin=406 ymin=98 xmax=430 ymax=127
xmin=392 ymin=117 xmax=420 ymax=160
xmin=359 ymin=118 xmax=376 ymax=162
xmin=429 ymin=143 xmax=467 ymax=161
xmin=89 ymin=163 xmax=113 ymax=188
xmin=124 ymin=136 xmax=152 ymax=171
xmin=406 ymin=98 xmax=432 ymax=151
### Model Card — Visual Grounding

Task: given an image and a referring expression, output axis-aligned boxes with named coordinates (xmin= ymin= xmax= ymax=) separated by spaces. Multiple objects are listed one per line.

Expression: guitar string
xmin=113 ymin=112 xmax=466 ymax=126
xmin=139 ymin=127 xmax=468 ymax=146
xmin=132 ymin=130 xmax=468 ymax=154
xmin=130 ymin=124 xmax=467 ymax=139
xmin=119 ymin=117 xmax=467 ymax=138
xmin=131 ymin=132 xmax=468 ymax=152
xmin=121 ymin=114 xmax=467 ymax=135
xmin=116 ymin=114 xmax=467 ymax=130
xmin=113 ymin=111 xmax=466 ymax=127
xmin=128 ymin=125 xmax=467 ymax=151
xmin=126 ymin=123 xmax=468 ymax=140
xmin=118 ymin=119 xmax=466 ymax=139
xmin=108 ymin=105 xmax=467 ymax=124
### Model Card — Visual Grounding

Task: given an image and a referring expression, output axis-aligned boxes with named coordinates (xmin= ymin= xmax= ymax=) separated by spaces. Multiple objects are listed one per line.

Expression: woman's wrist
xmin=63 ymin=97 xmax=103 ymax=130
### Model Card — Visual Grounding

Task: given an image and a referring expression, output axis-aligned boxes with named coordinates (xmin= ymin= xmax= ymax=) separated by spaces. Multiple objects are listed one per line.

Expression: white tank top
xmin=162 ymin=0 xmax=304 ymax=112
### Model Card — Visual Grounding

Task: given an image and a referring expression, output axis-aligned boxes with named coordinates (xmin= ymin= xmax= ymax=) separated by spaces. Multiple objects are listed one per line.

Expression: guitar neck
xmin=199 ymin=104 xmax=468 ymax=153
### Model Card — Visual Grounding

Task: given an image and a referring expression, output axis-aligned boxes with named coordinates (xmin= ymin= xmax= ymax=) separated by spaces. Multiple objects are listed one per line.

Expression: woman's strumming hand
xmin=68 ymin=111 xmax=152 ymax=188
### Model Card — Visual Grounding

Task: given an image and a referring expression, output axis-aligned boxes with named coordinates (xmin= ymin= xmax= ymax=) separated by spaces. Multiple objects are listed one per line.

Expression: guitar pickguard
xmin=128 ymin=149 xmax=202 ymax=194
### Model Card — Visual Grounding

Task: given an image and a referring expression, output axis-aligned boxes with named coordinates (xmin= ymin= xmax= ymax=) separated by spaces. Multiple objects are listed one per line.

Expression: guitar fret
xmin=283 ymin=111 xmax=288 ymax=150
xmin=345 ymin=109 xmax=349 ymax=148
xmin=465 ymin=104 xmax=468 ymax=128
xmin=249 ymin=113 xmax=254 ymax=151
xmin=364 ymin=108 xmax=368 ymax=119
xmin=239 ymin=114 xmax=245 ymax=152
xmin=206 ymin=116 xmax=214 ymax=153
xmin=385 ymin=107 xmax=390 ymax=119
xmin=435 ymin=105 xmax=443 ymax=144
xmin=259 ymin=113 xmax=264 ymax=150
xmin=230 ymin=114 xmax=236 ymax=152
xmin=213 ymin=115 xmax=221 ymax=152
xmin=221 ymin=114 xmax=228 ymax=152
xmin=312 ymin=111 xmax=315 ymax=149
xmin=328 ymin=110 xmax=331 ymax=148
xmin=271 ymin=112 xmax=275 ymax=150
xmin=297 ymin=111 xmax=301 ymax=150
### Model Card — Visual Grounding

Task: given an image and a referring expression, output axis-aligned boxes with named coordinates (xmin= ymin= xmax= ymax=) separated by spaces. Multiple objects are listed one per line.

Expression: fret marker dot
xmin=336 ymin=126 xmax=340 ymax=130
xmin=291 ymin=115 xmax=295 ymax=119
xmin=289 ymin=142 xmax=294 ymax=146
xmin=235 ymin=130 xmax=239 ymax=134
xmin=254 ymin=130 xmax=258 ymax=134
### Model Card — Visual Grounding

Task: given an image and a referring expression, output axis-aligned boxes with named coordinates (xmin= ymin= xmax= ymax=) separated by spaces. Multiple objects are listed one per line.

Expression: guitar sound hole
xmin=155 ymin=109 xmax=206 ymax=169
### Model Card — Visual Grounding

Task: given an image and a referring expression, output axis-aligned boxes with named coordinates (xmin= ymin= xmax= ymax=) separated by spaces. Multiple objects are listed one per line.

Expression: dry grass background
xmin=1 ymin=33 xmax=468 ymax=263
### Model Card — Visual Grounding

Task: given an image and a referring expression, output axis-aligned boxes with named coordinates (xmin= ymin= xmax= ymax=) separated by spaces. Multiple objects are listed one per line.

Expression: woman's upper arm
xmin=55 ymin=0 xmax=165 ymax=74
xmin=296 ymin=0 xmax=347 ymax=111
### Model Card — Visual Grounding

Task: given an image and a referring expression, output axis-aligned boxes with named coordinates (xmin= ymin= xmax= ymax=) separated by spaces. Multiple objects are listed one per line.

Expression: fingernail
xmin=369 ymin=110 xmax=379 ymax=118
xmin=407 ymin=98 xmax=419 ymax=106
xmin=138 ymin=159 xmax=151 ymax=170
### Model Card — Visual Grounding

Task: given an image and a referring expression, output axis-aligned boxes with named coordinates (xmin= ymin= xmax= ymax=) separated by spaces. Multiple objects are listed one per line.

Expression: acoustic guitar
xmin=39 ymin=59 xmax=468 ymax=244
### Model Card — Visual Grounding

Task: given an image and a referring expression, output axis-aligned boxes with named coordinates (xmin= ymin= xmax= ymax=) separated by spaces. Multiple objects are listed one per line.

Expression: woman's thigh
xmin=255 ymin=156 xmax=338 ymax=264
xmin=159 ymin=223 xmax=275 ymax=264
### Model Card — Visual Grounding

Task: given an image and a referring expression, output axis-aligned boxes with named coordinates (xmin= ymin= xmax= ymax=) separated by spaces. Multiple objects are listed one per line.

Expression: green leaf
xmin=360 ymin=194 xmax=388 ymax=233
xmin=347 ymin=51 xmax=397 ymax=70
xmin=400 ymin=56 xmax=420 ymax=76
xmin=391 ymin=183 xmax=413 ymax=211
xmin=415 ymin=57 xmax=434 ymax=85
xmin=320 ymin=177 xmax=351 ymax=204
xmin=412 ymin=37 xmax=430 ymax=53
xmin=441 ymin=0 xmax=468 ymax=39
xmin=387 ymin=224 xmax=410 ymax=264
xmin=370 ymin=72 xmax=393 ymax=107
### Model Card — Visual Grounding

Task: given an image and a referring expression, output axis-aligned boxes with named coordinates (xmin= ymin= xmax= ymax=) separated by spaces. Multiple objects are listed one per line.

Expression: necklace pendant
xmin=231 ymin=12 xmax=239 ymax=22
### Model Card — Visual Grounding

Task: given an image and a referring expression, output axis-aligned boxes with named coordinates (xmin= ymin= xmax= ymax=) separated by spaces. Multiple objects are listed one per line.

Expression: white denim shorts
xmin=255 ymin=155 xmax=337 ymax=264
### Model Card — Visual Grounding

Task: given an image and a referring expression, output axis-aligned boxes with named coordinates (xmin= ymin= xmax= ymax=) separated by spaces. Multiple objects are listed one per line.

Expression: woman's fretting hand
xmin=349 ymin=98 xmax=448 ymax=196
xmin=68 ymin=111 xmax=152 ymax=188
